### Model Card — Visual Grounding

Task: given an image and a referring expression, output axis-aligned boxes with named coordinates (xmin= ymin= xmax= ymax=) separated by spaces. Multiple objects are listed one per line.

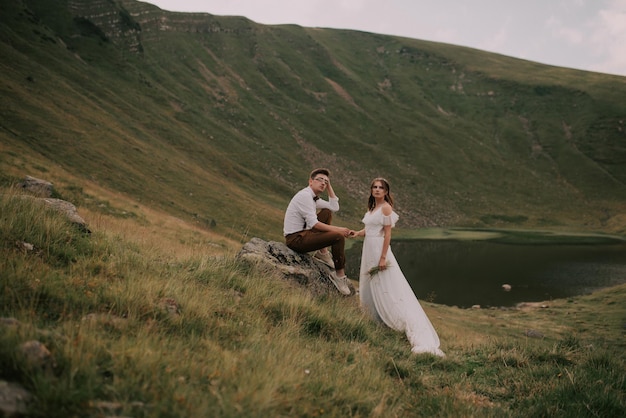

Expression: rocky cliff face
xmin=66 ymin=0 xmax=143 ymax=52
xmin=52 ymin=0 xmax=258 ymax=54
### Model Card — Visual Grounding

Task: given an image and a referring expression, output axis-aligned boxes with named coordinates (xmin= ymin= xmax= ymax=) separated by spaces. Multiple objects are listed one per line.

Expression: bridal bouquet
xmin=368 ymin=262 xmax=391 ymax=278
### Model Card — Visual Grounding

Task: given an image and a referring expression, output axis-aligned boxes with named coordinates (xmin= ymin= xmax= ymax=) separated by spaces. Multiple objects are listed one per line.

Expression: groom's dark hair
xmin=310 ymin=168 xmax=330 ymax=179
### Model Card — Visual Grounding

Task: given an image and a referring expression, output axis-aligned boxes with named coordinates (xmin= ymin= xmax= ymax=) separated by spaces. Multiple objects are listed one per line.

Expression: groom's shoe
xmin=314 ymin=251 xmax=335 ymax=269
xmin=328 ymin=271 xmax=351 ymax=295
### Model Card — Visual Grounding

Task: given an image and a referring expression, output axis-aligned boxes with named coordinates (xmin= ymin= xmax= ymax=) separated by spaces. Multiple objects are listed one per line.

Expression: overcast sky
xmin=148 ymin=0 xmax=626 ymax=77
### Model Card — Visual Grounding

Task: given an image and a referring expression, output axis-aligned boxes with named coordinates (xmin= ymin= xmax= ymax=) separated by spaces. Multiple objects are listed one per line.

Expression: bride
xmin=352 ymin=178 xmax=444 ymax=356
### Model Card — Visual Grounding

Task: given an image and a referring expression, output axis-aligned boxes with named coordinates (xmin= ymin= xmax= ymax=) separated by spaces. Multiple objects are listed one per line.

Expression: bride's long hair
xmin=368 ymin=178 xmax=394 ymax=211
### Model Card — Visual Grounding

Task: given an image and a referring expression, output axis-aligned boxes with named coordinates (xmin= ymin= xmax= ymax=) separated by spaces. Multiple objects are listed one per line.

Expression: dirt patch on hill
xmin=325 ymin=77 xmax=360 ymax=109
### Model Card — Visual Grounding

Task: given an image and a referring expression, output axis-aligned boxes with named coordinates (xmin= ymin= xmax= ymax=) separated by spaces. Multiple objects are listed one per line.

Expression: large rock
xmin=41 ymin=198 xmax=89 ymax=232
xmin=13 ymin=176 xmax=90 ymax=232
xmin=237 ymin=237 xmax=355 ymax=296
xmin=18 ymin=175 xmax=53 ymax=197
xmin=17 ymin=192 xmax=90 ymax=233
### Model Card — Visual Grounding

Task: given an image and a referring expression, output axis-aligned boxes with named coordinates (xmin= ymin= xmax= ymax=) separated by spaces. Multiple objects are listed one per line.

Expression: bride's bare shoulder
xmin=381 ymin=203 xmax=393 ymax=216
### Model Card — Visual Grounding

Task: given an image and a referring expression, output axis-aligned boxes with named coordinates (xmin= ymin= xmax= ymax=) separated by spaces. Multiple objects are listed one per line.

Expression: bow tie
xmin=313 ymin=196 xmax=319 ymax=201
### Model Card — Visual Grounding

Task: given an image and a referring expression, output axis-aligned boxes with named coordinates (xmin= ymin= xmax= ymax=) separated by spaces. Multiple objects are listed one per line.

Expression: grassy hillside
xmin=1 ymin=189 xmax=625 ymax=417
xmin=1 ymin=0 xmax=626 ymax=244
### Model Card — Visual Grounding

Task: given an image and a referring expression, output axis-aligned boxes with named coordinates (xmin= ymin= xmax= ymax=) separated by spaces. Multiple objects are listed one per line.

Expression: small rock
xmin=0 ymin=318 xmax=21 ymax=327
xmin=91 ymin=400 xmax=123 ymax=413
xmin=524 ymin=329 xmax=544 ymax=339
xmin=158 ymin=298 xmax=181 ymax=316
xmin=501 ymin=284 xmax=512 ymax=291
xmin=16 ymin=241 xmax=35 ymax=252
xmin=0 ymin=380 xmax=32 ymax=417
xmin=81 ymin=313 xmax=127 ymax=330
xmin=19 ymin=340 xmax=55 ymax=371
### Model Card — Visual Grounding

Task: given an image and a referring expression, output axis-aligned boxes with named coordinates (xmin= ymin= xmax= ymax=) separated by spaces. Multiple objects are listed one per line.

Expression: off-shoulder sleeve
xmin=382 ymin=211 xmax=399 ymax=227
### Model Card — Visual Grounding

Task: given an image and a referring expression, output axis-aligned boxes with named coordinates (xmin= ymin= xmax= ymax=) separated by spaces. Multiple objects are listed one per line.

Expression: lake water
xmin=346 ymin=239 xmax=626 ymax=308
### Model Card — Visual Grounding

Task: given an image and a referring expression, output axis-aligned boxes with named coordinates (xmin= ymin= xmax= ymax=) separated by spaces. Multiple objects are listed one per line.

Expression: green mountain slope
xmin=2 ymin=0 xmax=626 ymax=240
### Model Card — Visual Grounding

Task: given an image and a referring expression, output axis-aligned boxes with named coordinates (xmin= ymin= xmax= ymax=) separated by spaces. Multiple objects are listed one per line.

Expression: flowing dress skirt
xmin=359 ymin=213 xmax=444 ymax=356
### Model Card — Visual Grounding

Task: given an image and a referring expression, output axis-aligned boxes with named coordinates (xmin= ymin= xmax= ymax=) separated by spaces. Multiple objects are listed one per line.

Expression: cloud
xmin=545 ymin=16 xmax=584 ymax=45
xmin=478 ymin=18 xmax=512 ymax=52
xmin=587 ymin=0 xmax=626 ymax=75
xmin=337 ymin=0 xmax=366 ymax=12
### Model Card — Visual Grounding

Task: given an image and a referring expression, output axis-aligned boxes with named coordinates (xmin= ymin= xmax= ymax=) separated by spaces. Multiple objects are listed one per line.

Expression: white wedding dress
xmin=359 ymin=208 xmax=444 ymax=356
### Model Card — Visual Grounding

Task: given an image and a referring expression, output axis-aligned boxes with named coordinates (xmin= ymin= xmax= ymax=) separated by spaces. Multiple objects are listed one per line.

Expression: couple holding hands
xmin=283 ymin=168 xmax=444 ymax=356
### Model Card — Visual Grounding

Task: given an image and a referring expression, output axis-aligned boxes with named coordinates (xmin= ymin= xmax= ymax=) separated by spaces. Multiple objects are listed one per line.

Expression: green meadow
xmin=2 ymin=189 xmax=625 ymax=417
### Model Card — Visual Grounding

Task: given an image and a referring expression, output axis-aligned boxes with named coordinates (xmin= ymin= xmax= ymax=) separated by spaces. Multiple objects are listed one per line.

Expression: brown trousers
xmin=284 ymin=209 xmax=346 ymax=270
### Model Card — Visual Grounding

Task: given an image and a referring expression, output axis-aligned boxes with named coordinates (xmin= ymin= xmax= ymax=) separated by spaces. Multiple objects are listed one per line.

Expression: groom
xmin=283 ymin=168 xmax=354 ymax=295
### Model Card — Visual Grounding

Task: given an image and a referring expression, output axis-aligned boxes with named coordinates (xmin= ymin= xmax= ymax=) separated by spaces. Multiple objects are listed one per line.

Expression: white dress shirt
xmin=283 ymin=186 xmax=339 ymax=236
